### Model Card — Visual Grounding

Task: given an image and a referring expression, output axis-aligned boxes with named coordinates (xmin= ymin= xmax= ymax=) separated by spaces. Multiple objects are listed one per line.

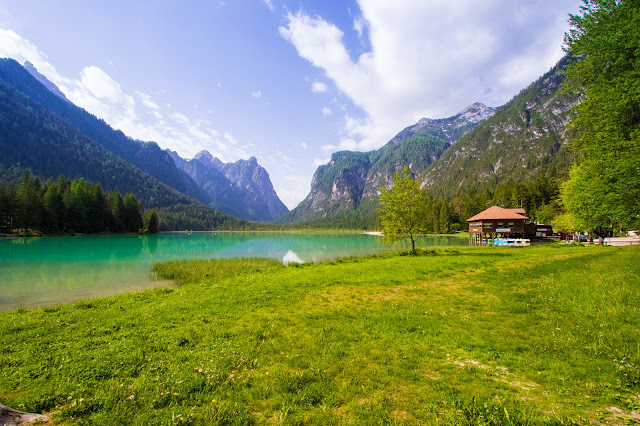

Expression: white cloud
xmin=268 ymin=172 xmax=311 ymax=210
xmin=322 ymin=106 xmax=332 ymax=116
xmin=251 ymin=90 xmax=262 ymax=98
xmin=353 ymin=17 xmax=365 ymax=39
xmin=322 ymin=137 xmax=358 ymax=153
xmin=172 ymin=112 xmax=189 ymax=124
xmin=280 ymin=0 xmax=581 ymax=151
xmin=223 ymin=131 xmax=238 ymax=145
xmin=80 ymin=66 xmax=128 ymax=103
xmin=135 ymin=91 xmax=160 ymax=110
xmin=0 ymin=28 xmax=57 ymax=78
xmin=300 ymin=142 xmax=308 ymax=150
xmin=264 ymin=0 xmax=274 ymax=12
xmin=0 ymin=28 xmax=255 ymax=163
xmin=311 ymin=81 xmax=327 ymax=93
xmin=313 ymin=157 xmax=330 ymax=166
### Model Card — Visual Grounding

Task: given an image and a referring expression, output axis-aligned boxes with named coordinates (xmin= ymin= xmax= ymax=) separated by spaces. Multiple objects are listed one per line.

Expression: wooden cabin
xmin=467 ymin=206 xmax=530 ymax=244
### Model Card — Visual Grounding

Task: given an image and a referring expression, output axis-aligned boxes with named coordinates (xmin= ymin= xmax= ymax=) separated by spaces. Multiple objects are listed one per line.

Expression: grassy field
xmin=1 ymin=245 xmax=639 ymax=424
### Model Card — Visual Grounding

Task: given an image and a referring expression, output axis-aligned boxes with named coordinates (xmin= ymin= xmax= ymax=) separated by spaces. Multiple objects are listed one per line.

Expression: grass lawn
xmin=1 ymin=245 xmax=639 ymax=424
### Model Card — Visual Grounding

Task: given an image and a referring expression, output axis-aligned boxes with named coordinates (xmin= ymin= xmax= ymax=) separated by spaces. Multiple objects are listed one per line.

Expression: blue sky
xmin=0 ymin=0 xmax=581 ymax=209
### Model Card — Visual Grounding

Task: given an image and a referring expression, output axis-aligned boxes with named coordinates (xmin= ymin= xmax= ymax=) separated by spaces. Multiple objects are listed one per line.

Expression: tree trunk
xmin=410 ymin=234 xmax=415 ymax=253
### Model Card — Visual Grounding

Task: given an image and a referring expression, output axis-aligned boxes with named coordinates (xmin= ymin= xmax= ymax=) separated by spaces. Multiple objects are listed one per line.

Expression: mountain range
xmin=166 ymin=150 xmax=288 ymax=222
xmin=1 ymin=55 xmax=577 ymax=230
xmin=275 ymin=102 xmax=497 ymax=224
xmin=276 ymin=56 xmax=577 ymax=226
xmin=0 ymin=58 xmax=288 ymax=227
xmin=421 ymin=55 xmax=578 ymax=198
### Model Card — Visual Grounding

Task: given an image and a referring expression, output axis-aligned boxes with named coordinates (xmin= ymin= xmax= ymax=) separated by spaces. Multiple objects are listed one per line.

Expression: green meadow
xmin=1 ymin=245 xmax=639 ymax=424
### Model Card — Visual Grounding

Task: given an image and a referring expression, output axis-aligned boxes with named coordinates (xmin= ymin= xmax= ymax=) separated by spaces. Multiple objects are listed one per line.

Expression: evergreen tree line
xmin=289 ymin=174 xmax=560 ymax=232
xmin=0 ymin=171 xmax=159 ymax=234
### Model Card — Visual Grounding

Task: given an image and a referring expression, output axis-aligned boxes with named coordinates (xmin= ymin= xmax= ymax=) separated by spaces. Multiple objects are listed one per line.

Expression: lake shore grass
xmin=1 ymin=245 xmax=639 ymax=424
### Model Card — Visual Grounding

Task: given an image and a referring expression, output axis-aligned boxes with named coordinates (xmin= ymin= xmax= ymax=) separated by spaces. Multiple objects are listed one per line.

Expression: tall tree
xmin=378 ymin=166 xmax=428 ymax=253
xmin=438 ymin=201 xmax=451 ymax=234
xmin=123 ymin=193 xmax=143 ymax=233
xmin=563 ymin=0 xmax=640 ymax=234
xmin=43 ymin=184 xmax=65 ymax=232
xmin=87 ymin=183 xmax=106 ymax=233
xmin=111 ymin=189 xmax=126 ymax=232
xmin=66 ymin=179 xmax=89 ymax=232
xmin=144 ymin=209 xmax=159 ymax=234
xmin=16 ymin=170 xmax=42 ymax=232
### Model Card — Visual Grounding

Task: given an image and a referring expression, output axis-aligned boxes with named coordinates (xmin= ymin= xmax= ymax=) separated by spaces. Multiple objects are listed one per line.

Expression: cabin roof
xmin=466 ymin=205 xmax=529 ymax=222
xmin=508 ymin=208 xmax=527 ymax=214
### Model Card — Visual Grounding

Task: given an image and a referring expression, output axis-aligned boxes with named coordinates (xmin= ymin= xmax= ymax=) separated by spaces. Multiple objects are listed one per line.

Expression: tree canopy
xmin=563 ymin=0 xmax=640 ymax=233
xmin=378 ymin=166 xmax=428 ymax=252
xmin=0 ymin=172 xmax=145 ymax=235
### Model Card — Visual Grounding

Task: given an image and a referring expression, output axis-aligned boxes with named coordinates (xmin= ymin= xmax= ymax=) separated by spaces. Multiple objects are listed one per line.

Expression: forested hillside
xmin=422 ymin=56 xmax=579 ymax=198
xmin=0 ymin=59 xmax=187 ymax=194
xmin=0 ymin=59 xmax=253 ymax=231
xmin=276 ymin=103 xmax=495 ymax=226
xmin=277 ymin=56 xmax=577 ymax=230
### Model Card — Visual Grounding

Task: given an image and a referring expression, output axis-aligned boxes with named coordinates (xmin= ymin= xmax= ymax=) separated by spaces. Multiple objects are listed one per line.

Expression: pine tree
xmin=144 ymin=209 xmax=159 ymax=234
xmin=123 ymin=193 xmax=142 ymax=233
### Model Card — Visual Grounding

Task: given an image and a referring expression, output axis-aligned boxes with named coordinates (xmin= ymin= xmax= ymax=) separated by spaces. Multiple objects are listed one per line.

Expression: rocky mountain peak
xmin=390 ymin=102 xmax=496 ymax=146
xmin=169 ymin=151 xmax=288 ymax=222
xmin=456 ymin=102 xmax=496 ymax=124
xmin=23 ymin=61 xmax=69 ymax=102
xmin=194 ymin=150 xmax=223 ymax=170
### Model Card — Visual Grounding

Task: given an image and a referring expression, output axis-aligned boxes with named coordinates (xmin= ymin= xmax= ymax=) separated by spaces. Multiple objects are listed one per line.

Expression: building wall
xmin=468 ymin=219 xmax=526 ymax=235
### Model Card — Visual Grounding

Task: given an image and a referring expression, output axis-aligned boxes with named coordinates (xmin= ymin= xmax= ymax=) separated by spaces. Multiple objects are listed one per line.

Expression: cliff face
xmin=278 ymin=56 xmax=578 ymax=227
xmin=421 ymin=56 xmax=579 ymax=198
xmin=167 ymin=150 xmax=289 ymax=222
xmin=276 ymin=103 xmax=496 ymax=224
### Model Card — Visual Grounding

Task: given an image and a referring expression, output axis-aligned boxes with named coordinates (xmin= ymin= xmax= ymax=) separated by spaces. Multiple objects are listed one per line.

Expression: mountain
xmin=421 ymin=55 xmax=579 ymax=198
xmin=279 ymin=56 xmax=577 ymax=228
xmin=0 ymin=57 xmax=251 ymax=231
xmin=2 ymin=59 xmax=187 ymax=195
xmin=167 ymin=150 xmax=289 ymax=222
xmin=276 ymin=103 xmax=496 ymax=225
xmin=23 ymin=61 xmax=68 ymax=101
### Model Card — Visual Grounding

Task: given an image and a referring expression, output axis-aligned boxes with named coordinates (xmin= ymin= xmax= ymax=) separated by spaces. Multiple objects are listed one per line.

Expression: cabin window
xmin=508 ymin=222 xmax=514 ymax=227
xmin=497 ymin=222 xmax=503 ymax=227
xmin=483 ymin=223 xmax=492 ymax=228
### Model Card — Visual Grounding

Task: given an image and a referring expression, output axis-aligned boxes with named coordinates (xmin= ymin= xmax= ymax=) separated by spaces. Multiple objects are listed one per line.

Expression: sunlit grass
xmin=1 ymin=245 xmax=638 ymax=424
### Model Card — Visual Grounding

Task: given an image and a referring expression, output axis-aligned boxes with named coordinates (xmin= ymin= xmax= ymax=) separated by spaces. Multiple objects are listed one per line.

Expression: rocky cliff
xmin=167 ymin=150 xmax=289 ymax=222
xmin=276 ymin=103 xmax=496 ymax=224
xmin=421 ymin=56 xmax=579 ymax=198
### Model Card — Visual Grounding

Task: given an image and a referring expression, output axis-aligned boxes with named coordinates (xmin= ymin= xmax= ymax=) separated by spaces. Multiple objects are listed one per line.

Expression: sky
xmin=0 ymin=0 xmax=582 ymax=209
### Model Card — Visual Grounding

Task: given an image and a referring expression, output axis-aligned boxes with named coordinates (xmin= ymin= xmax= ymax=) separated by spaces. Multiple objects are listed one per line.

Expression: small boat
xmin=493 ymin=238 xmax=530 ymax=247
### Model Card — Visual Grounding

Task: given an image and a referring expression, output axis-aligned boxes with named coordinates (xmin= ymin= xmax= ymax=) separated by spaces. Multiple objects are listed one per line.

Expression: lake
xmin=0 ymin=232 xmax=468 ymax=311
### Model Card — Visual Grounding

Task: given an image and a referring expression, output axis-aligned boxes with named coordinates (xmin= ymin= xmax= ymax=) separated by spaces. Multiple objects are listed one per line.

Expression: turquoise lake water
xmin=0 ymin=232 xmax=468 ymax=311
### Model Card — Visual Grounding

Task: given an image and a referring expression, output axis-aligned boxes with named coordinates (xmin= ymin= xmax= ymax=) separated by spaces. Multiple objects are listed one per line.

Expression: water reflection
xmin=0 ymin=232 xmax=467 ymax=311
xmin=282 ymin=250 xmax=304 ymax=265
